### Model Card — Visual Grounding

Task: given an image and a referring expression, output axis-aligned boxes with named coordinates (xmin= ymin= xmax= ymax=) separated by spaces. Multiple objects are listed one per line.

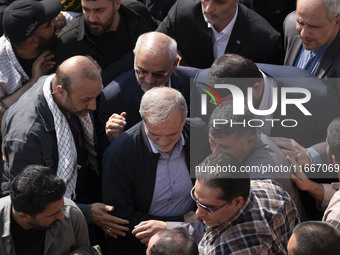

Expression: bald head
xmin=55 ymin=55 xmax=102 ymax=93
xmin=52 ymin=56 xmax=102 ymax=116
xmin=134 ymin=32 xmax=178 ymax=65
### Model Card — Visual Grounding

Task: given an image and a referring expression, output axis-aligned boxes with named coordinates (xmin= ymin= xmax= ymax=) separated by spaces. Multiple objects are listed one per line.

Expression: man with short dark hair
xmin=0 ymin=0 xmax=61 ymax=121
xmin=192 ymin=53 xmax=340 ymax=147
xmin=287 ymin=221 xmax=340 ymax=255
xmin=55 ymin=0 xmax=158 ymax=85
xmin=207 ymin=101 xmax=303 ymax=215
xmin=147 ymin=229 xmax=198 ymax=255
xmin=195 ymin=152 xmax=299 ymax=254
xmin=0 ymin=165 xmax=95 ymax=254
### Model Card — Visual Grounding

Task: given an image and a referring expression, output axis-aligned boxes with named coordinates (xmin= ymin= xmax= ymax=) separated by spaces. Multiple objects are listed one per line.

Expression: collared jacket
xmin=0 ymin=196 xmax=90 ymax=255
xmin=1 ymin=75 xmax=95 ymax=221
xmin=55 ymin=0 xmax=158 ymax=84
xmin=102 ymin=118 xmax=208 ymax=254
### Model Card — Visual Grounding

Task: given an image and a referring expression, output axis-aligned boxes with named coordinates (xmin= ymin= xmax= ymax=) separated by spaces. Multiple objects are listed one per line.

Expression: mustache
xmin=87 ymin=21 xmax=101 ymax=26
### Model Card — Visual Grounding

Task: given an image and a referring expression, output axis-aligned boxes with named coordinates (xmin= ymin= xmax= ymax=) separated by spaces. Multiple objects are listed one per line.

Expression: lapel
xmin=225 ymin=4 xmax=247 ymax=54
xmin=284 ymin=34 xmax=302 ymax=66
xmin=197 ymin=11 xmax=215 ymax=64
xmin=314 ymin=31 xmax=340 ymax=78
xmin=43 ymin=222 xmax=60 ymax=254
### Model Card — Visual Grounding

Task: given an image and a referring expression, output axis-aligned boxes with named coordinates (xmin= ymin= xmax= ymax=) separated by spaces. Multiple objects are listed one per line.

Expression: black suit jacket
xmin=192 ymin=64 xmax=340 ymax=147
xmin=102 ymin=119 xmax=208 ymax=255
xmin=283 ymin=11 xmax=340 ymax=96
xmin=157 ymin=0 xmax=283 ymax=68
xmin=55 ymin=0 xmax=158 ymax=85
xmin=95 ymin=66 xmax=200 ymax=156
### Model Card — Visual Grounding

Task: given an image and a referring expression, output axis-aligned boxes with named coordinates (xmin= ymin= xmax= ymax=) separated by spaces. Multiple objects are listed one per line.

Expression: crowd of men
xmin=0 ymin=0 xmax=340 ymax=254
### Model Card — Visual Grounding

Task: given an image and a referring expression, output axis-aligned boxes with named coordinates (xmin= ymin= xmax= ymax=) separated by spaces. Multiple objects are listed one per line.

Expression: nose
xmin=156 ymin=136 xmax=169 ymax=146
xmin=204 ymin=0 xmax=215 ymax=12
xmin=196 ymin=205 xmax=207 ymax=218
xmin=210 ymin=143 xmax=222 ymax=153
xmin=144 ymin=73 xmax=156 ymax=85
xmin=299 ymin=25 xmax=310 ymax=38
xmin=56 ymin=210 xmax=65 ymax=220
xmin=88 ymin=11 xmax=97 ymax=23
xmin=88 ymin=99 xmax=97 ymax=111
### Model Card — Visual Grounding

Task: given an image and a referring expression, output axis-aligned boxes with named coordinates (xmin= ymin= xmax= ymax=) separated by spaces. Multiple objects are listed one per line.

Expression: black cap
xmin=3 ymin=0 xmax=61 ymax=43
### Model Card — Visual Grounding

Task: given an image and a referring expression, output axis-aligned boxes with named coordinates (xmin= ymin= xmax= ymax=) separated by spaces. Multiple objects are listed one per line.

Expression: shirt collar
xmin=258 ymin=70 xmax=276 ymax=111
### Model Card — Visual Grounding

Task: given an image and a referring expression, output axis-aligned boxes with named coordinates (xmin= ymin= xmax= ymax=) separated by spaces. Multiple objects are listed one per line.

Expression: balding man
xmin=95 ymin=31 xmax=199 ymax=154
xmin=284 ymin=0 xmax=340 ymax=94
xmin=102 ymin=87 xmax=207 ymax=255
xmin=1 ymin=56 xmax=129 ymax=241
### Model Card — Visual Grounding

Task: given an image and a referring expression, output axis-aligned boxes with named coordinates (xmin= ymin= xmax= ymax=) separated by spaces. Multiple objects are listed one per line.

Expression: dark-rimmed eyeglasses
xmin=190 ymin=186 xmax=229 ymax=213
xmin=135 ymin=65 xmax=172 ymax=79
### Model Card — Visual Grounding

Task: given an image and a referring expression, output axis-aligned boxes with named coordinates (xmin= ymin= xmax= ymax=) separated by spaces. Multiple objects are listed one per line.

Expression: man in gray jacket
xmin=0 ymin=165 xmax=100 ymax=254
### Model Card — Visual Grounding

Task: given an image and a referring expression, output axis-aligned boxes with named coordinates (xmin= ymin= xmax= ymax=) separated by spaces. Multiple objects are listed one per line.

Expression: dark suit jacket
xmin=192 ymin=64 xmax=340 ymax=147
xmin=102 ymin=119 xmax=208 ymax=255
xmin=55 ymin=0 xmax=158 ymax=85
xmin=283 ymin=11 xmax=340 ymax=95
xmin=95 ymin=66 xmax=200 ymax=157
xmin=157 ymin=0 xmax=283 ymax=68
xmin=240 ymin=0 xmax=296 ymax=34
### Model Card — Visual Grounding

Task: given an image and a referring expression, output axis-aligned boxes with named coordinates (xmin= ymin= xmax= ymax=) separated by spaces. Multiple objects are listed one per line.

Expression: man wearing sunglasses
xmin=135 ymin=152 xmax=299 ymax=254
xmin=95 ymin=32 xmax=199 ymax=156
xmin=194 ymin=152 xmax=299 ymax=254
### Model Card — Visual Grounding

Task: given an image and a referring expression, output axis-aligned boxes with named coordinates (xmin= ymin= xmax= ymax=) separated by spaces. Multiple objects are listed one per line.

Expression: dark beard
xmin=85 ymin=13 xmax=115 ymax=36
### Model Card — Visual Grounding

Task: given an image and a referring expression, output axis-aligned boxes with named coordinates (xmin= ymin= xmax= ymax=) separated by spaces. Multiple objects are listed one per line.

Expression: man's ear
xmin=247 ymin=134 xmax=256 ymax=148
xmin=55 ymin=85 xmax=66 ymax=97
xmin=334 ymin=14 xmax=340 ymax=29
xmin=115 ymin=0 xmax=121 ymax=10
xmin=18 ymin=212 xmax=31 ymax=221
xmin=25 ymin=36 xmax=40 ymax=48
xmin=232 ymin=196 xmax=244 ymax=210
xmin=252 ymin=81 xmax=264 ymax=101
xmin=172 ymin=55 xmax=181 ymax=71
xmin=332 ymin=154 xmax=339 ymax=165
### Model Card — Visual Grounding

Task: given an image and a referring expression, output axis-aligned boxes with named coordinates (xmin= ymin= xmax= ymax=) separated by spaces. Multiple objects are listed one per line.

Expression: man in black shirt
xmin=55 ymin=0 xmax=158 ymax=85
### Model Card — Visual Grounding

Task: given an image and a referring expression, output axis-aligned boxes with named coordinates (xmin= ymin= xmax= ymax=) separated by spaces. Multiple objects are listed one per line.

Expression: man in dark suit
xmin=156 ymin=0 xmax=283 ymax=69
xmin=95 ymin=32 xmax=199 ymax=155
xmin=191 ymin=54 xmax=340 ymax=148
xmin=240 ymin=0 xmax=296 ymax=34
xmin=283 ymin=0 xmax=340 ymax=95
xmin=102 ymin=87 xmax=208 ymax=255
xmin=54 ymin=0 xmax=158 ymax=85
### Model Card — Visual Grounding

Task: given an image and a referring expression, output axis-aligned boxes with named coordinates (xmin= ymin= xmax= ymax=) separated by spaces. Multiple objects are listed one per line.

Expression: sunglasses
xmin=190 ymin=186 xmax=229 ymax=213
xmin=135 ymin=66 xmax=172 ymax=79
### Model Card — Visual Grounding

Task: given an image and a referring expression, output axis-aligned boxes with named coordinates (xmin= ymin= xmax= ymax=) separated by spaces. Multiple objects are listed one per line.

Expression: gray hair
xmin=325 ymin=0 xmax=340 ymax=19
xmin=139 ymin=87 xmax=187 ymax=124
xmin=134 ymin=32 xmax=177 ymax=65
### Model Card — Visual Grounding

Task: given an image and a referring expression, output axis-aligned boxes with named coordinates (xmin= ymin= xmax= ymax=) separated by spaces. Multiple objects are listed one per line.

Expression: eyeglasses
xmin=135 ymin=65 xmax=172 ymax=79
xmin=190 ymin=186 xmax=229 ymax=213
